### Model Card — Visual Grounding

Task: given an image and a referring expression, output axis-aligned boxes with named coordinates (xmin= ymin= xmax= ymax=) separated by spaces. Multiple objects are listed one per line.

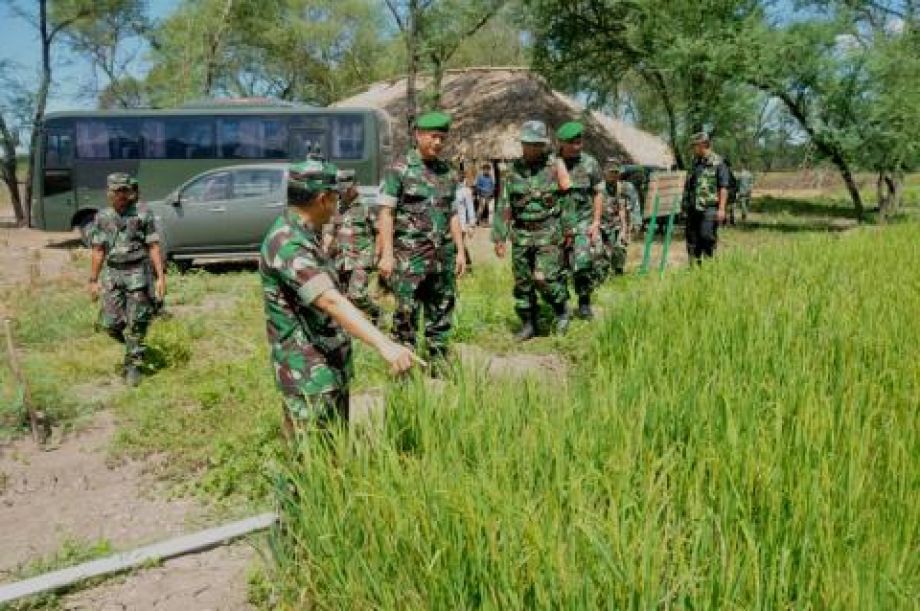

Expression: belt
xmin=106 ymin=256 xmax=148 ymax=269
xmin=514 ymin=218 xmax=556 ymax=231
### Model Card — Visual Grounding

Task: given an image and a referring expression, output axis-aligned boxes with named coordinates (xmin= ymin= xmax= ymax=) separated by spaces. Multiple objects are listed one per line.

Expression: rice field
xmin=268 ymin=223 xmax=919 ymax=609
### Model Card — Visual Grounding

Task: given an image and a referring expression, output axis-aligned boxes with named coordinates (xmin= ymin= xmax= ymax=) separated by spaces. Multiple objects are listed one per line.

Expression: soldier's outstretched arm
xmin=314 ymin=288 xmax=418 ymax=374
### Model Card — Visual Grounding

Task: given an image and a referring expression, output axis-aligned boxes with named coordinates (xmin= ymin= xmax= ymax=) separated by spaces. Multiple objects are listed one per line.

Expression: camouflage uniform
xmin=91 ymin=174 xmax=158 ymax=370
xmin=493 ymin=153 xmax=569 ymax=320
xmin=683 ymin=148 xmax=731 ymax=261
xmin=379 ymin=148 xmax=459 ymax=354
xmin=598 ymin=179 xmax=638 ymax=278
xmin=261 ymin=207 xmax=353 ymax=427
xmin=560 ymin=152 xmax=605 ymax=299
xmin=735 ymin=170 xmax=753 ymax=222
xmin=328 ymin=195 xmax=380 ymax=323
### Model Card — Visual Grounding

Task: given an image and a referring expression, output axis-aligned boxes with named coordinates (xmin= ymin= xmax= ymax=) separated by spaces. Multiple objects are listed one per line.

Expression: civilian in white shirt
xmin=455 ymin=180 xmax=476 ymax=269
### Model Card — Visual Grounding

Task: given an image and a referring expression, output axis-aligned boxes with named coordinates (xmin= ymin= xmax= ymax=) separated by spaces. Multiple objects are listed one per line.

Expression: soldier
xmin=89 ymin=173 xmax=166 ymax=387
xmin=602 ymin=162 xmax=638 ymax=276
xmin=326 ymin=172 xmax=381 ymax=325
xmin=376 ymin=111 xmax=466 ymax=359
xmin=682 ymin=132 xmax=731 ymax=262
xmin=492 ymin=120 xmax=572 ymax=341
xmin=736 ymin=169 xmax=753 ymax=223
xmin=557 ymin=121 xmax=605 ymax=319
xmin=260 ymin=158 xmax=416 ymax=440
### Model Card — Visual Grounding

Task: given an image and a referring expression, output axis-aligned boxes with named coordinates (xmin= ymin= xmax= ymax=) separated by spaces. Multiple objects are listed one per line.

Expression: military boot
xmin=577 ymin=295 xmax=594 ymax=320
xmin=514 ymin=312 xmax=537 ymax=342
xmin=554 ymin=302 xmax=571 ymax=335
xmin=125 ymin=364 xmax=142 ymax=387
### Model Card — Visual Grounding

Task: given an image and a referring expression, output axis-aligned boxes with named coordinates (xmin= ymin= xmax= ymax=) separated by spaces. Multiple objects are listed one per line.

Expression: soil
xmin=456 ymin=343 xmax=569 ymax=381
xmin=0 ymin=411 xmax=257 ymax=609
xmin=61 ymin=542 xmax=256 ymax=611
xmin=0 ymin=226 xmax=83 ymax=291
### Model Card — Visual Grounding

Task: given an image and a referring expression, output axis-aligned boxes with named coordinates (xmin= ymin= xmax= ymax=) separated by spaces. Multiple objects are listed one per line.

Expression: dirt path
xmin=0 ymin=220 xmax=83 ymax=290
xmin=0 ymin=412 xmax=257 ymax=609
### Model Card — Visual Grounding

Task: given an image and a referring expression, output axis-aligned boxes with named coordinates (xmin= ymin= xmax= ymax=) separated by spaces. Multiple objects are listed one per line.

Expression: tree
xmin=0 ymin=61 xmax=31 ymax=224
xmin=143 ymin=0 xmax=394 ymax=107
xmin=383 ymin=0 xmax=507 ymax=139
xmin=418 ymin=0 xmax=507 ymax=108
xmin=61 ymin=0 xmax=149 ymax=108
xmin=5 ymin=0 xmax=107 ymax=225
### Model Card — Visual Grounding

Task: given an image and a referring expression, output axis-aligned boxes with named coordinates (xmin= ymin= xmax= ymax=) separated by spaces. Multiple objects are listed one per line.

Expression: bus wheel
xmin=75 ymin=212 xmax=97 ymax=248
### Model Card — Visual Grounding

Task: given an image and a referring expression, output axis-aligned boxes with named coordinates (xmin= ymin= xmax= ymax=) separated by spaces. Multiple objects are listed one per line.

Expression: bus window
xmin=44 ymin=128 xmax=74 ymax=168
xmin=43 ymin=168 xmax=72 ymax=197
xmin=137 ymin=118 xmax=216 ymax=159
xmin=218 ymin=117 xmax=289 ymax=159
xmin=75 ymin=119 xmax=140 ymax=159
xmin=331 ymin=115 xmax=365 ymax=160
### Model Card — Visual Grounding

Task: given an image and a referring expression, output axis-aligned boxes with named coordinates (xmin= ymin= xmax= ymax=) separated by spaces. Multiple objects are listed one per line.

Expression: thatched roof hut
xmin=334 ymin=67 xmax=675 ymax=167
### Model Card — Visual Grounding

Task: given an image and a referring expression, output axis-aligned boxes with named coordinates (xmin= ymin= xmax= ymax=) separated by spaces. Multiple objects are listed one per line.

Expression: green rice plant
xmin=268 ymin=223 xmax=920 ymax=609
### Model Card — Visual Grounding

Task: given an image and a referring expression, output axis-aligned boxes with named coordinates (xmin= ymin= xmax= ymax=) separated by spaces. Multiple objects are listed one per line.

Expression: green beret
xmin=416 ymin=111 xmax=452 ymax=132
xmin=107 ymin=172 xmax=138 ymax=191
xmin=287 ymin=158 xmax=339 ymax=204
xmin=556 ymin=121 xmax=584 ymax=142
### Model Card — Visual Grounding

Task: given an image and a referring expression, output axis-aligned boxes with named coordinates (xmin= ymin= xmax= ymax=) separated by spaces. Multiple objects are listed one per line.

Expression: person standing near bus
xmin=89 ymin=173 xmax=166 ymax=387
xmin=260 ymin=158 xmax=417 ymax=440
xmin=376 ymin=111 xmax=466 ymax=360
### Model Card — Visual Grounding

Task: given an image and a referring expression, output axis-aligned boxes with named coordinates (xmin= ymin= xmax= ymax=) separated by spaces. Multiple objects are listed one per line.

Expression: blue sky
xmin=1 ymin=0 xmax=180 ymax=112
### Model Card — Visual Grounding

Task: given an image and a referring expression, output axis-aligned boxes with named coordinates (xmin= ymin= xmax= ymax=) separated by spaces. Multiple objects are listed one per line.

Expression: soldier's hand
xmin=494 ymin=241 xmax=506 ymax=258
xmin=88 ymin=280 xmax=100 ymax=302
xmin=379 ymin=340 xmax=416 ymax=375
xmin=716 ymin=208 xmax=726 ymax=224
xmin=378 ymin=254 xmax=395 ymax=279
xmin=455 ymin=255 xmax=467 ymax=277
xmin=155 ymin=276 xmax=167 ymax=301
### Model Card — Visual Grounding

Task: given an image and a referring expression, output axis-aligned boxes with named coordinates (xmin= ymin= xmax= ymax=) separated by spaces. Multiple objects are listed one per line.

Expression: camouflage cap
xmin=690 ymin=131 xmax=710 ymax=145
xmin=416 ymin=111 xmax=452 ymax=132
xmin=556 ymin=121 xmax=584 ymax=142
xmin=107 ymin=172 xmax=138 ymax=191
xmin=520 ymin=120 xmax=549 ymax=144
xmin=287 ymin=158 xmax=339 ymax=204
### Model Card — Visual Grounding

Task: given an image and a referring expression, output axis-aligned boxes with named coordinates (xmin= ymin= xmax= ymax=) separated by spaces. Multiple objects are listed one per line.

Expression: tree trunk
xmin=646 ymin=71 xmax=684 ymax=170
xmin=0 ymin=114 xmax=25 ymax=225
xmin=25 ymin=0 xmax=53 ymax=228
xmin=430 ymin=53 xmax=444 ymax=110
xmin=405 ymin=0 xmax=420 ymax=144
xmin=836 ymin=159 xmax=864 ymax=220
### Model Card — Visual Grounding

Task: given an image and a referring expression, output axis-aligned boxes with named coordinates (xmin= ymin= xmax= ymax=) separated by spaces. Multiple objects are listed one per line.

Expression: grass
xmin=1 ymin=191 xmax=917 ymax=607
xmin=265 ymin=223 xmax=919 ymax=609
xmin=2 ymin=537 xmax=114 ymax=610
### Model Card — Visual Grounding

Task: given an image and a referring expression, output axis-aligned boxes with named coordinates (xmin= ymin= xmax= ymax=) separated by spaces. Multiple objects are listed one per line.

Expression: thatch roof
xmin=334 ymin=67 xmax=674 ymax=167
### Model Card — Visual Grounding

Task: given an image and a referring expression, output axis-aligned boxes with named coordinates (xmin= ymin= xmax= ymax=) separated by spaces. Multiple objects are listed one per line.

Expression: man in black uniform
xmin=682 ymin=132 xmax=731 ymax=263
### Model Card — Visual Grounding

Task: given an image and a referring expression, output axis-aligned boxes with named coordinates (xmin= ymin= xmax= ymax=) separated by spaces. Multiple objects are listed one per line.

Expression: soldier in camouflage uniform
xmin=260 ymin=158 xmax=415 ymax=440
xmin=326 ymin=179 xmax=381 ymax=325
xmin=89 ymin=173 xmax=166 ymax=387
xmin=556 ymin=122 xmax=605 ymax=319
xmin=600 ymin=162 xmax=638 ymax=277
xmin=683 ymin=132 xmax=731 ymax=262
xmin=376 ymin=111 xmax=466 ymax=358
xmin=493 ymin=120 xmax=572 ymax=341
